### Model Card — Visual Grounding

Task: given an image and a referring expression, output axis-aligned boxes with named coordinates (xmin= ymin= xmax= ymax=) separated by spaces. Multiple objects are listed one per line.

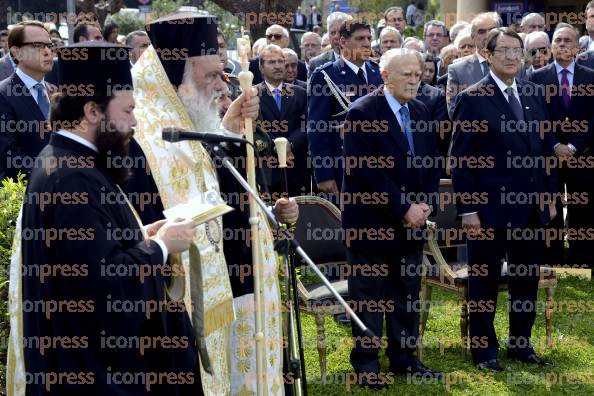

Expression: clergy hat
xmin=146 ymin=12 xmax=219 ymax=87
xmin=57 ymin=41 xmax=133 ymax=97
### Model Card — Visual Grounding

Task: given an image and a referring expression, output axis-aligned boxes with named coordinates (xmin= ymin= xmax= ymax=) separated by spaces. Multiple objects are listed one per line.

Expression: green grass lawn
xmin=298 ymin=276 xmax=593 ymax=395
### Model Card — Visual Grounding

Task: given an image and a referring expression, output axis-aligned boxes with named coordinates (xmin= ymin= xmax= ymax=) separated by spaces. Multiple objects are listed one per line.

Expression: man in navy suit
xmin=0 ymin=21 xmax=53 ymax=180
xmin=256 ymin=44 xmax=310 ymax=197
xmin=530 ymin=23 xmax=594 ymax=270
xmin=282 ymin=48 xmax=307 ymax=89
xmin=307 ymin=21 xmax=383 ymax=196
xmin=451 ymin=29 xmax=557 ymax=371
xmin=248 ymin=25 xmax=307 ymax=84
xmin=342 ymin=48 xmax=442 ymax=388
xmin=416 ymin=79 xmax=450 ymax=168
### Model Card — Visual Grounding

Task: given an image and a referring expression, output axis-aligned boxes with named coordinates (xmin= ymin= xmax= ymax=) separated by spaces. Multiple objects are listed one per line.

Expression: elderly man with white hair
xmin=379 ymin=26 xmax=402 ymax=54
xmin=308 ymin=11 xmax=352 ymax=75
xmin=520 ymin=12 xmax=546 ymax=33
xmin=524 ymin=30 xmax=551 ymax=77
xmin=250 ymin=24 xmax=307 ymax=83
xmin=342 ymin=47 xmax=442 ymax=389
xmin=300 ymin=31 xmax=322 ymax=66
xmin=282 ymin=47 xmax=307 ymax=88
xmin=401 ymin=36 xmax=426 ymax=52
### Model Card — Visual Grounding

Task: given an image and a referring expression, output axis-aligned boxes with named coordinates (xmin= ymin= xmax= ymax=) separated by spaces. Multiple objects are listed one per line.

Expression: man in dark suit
xmin=0 ymin=52 xmax=16 ymax=81
xmin=307 ymin=5 xmax=322 ymax=31
xmin=282 ymin=48 xmax=307 ymax=89
xmin=451 ymin=29 xmax=557 ymax=371
xmin=416 ymin=80 xmax=450 ymax=162
xmin=292 ymin=6 xmax=307 ymax=30
xmin=257 ymin=44 xmax=309 ymax=197
xmin=342 ymin=48 xmax=442 ymax=389
xmin=308 ymin=12 xmax=352 ymax=76
xmin=308 ymin=21 xmax=383 ymax=196
xmin=0 ymin=21 xmax=54 ymax=180
xmin=248 ymin=25 xmax=307 ymax=84
xmin=530 ymin=23 xmax=594 ymax=270
xmin=447 ymin=12 xmax=500 ymax=117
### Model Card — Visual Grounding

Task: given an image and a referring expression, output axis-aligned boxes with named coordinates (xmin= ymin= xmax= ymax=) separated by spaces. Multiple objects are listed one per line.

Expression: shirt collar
xmin=554 ymin=60 xmax=575 ymax=75
xmin=383 ymin=86 xmax=408 ymax=114
xmin=475 ymin=51 xmax=487 ymax=64
xmin=489 ymin=70 xmax=518 ymax=96
xmin=265 ymin=80 xmax=283 ymax=93
xmin=342 ymin=57 xmax=367 ymax=79
xmin=15 ymin=67 xmax=44 ymax=91
xmin=55 ymin=130 xmax=99 ymax=152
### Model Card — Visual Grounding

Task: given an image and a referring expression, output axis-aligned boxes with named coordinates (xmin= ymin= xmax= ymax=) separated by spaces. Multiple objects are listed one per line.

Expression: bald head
xmin=266 ymin=24 xmax=289 ymax=48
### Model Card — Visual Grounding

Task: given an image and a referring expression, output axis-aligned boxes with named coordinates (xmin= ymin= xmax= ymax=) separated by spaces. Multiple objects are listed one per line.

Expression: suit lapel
xmin=279 ymin=84 xmax=293 ymax=120
xmin=376 ymin=91 xmax=412 ymax=156
xmin=259 ymin=83 xmax=281 ymax=118
xmin=12 ymin=74 xmax=44 ymax=120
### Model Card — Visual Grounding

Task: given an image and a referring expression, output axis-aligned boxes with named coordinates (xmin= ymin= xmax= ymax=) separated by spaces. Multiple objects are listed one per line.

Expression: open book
xmin=163 ymin=190 xmax=234 ymax=224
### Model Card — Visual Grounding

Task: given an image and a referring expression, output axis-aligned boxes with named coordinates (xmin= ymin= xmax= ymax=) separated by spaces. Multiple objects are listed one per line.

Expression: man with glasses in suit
xmin=0 ymin=21 xmax=54 ymax=180
xmin=524 ymin=31 xmax=551 ymax=78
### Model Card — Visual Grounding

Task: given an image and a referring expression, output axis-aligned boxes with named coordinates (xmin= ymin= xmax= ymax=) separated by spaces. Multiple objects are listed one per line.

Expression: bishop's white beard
xmin=178 ymin=81 xmax=223 ymax=134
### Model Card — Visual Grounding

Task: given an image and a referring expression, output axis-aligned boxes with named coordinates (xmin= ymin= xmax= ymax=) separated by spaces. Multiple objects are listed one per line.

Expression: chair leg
xmin=418 ymin=283 xmax=433 ymax=360
xmin=315 ymin=313 xmax=327 ymax=383
xmin=460 ymin=293 xmax=469 ymax=359
xmin=545 ymin=287 xmax=554 ymax=347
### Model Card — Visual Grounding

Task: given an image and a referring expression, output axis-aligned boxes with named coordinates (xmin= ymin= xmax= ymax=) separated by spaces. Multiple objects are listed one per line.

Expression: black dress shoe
xmin=391 ymin=360 xmax=443 ymax=380
xmin=508 ymin=353 xmax=552 ymax=366
xmin=477 ymin=359 xmax=504 ymax=372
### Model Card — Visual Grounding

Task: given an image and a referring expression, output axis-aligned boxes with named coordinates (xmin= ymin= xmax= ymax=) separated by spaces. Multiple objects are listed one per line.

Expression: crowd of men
xmin=1 ymin=1 xmax=594 ymax=394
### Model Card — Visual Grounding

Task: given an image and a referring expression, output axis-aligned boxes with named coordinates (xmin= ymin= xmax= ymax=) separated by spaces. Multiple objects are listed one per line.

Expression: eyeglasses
xmin=477 ymin=27 xmax=496 ymax=35
xmin=529 ymin=47 xmax=549 ymax=57
xmin=21 ymin=41 xmax=54 ymax=50
xmin=266 ymin=34 xmax=283 ymax=41
xmin=460 ymin=43 xmax=476 ymax=49
xmin=493 ymin=47 xmax=523 ymax=57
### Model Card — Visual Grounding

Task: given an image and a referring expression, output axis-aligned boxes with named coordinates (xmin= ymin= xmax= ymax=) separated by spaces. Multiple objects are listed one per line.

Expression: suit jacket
xmin=287 ymin=79 xmax=307 ymax=90
xmin=249 ymin=56 xmax=307 ymax=84
xmin=0 ymin=73 xmax=50 ymax=180
xmin=307 ymin=58 xmax=383 ymax=185
xmin=450 ymin=74 xmax=557 ymax=228
xmin=446 ymin=53 xmax=488 ymax=118
xmin=577 ymin=50 xmax=594 ymax=70
xmin=436 ymin=72 xmax=448 ymax=93
xmin=256 ymin=81 xmax=309 ymax=188
xmin=0 ymin=54 xmax=15 ymax=82
xmin=341 ymin=88 xmax=441 ymax=252
xmin=307 ymin=50 xmax=336 ymax=78
xmin=416 ymin=81 xmax=450 ymax=159
xmin=529 ymin=61 xmax=594 ymax=154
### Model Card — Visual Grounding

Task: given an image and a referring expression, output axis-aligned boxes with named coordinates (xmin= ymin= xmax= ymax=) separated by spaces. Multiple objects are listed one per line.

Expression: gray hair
xmin=266 ymin=24 xmax=289 ymax=38
xmin=449 ymin=21 xmax=470 ymax=42
xmin=380 ymin=48 xmax=424 ymax=72
xmin=301 ymin=31 xmax=321 ymax=46
xmin=402 ymin=37 xmax=426 ymax=53
xmin=125 ymin=30 xmax=148 ymax=46
xmin=553 ymin=22 xmax=579 ymax=43
xmin=524 ymin=31 xmax=550 ymax=49
xmin=281 ymin=47 xmax=298 ymax=60
xmin=471 ymin=12 xmax=502 ymax=35
xmin=453 ymin=26 xmax=472 ymax=48
xmin=327 ymin=12 xmax=351 ymax=28
xmin=520 ymin=13 xmax=545 ymax=28
xmin=380 ymin=26 xmax=402 ymax=42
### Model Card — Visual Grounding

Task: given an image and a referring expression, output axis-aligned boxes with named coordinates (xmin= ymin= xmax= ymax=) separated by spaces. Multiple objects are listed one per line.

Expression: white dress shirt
xmin=342 ymin=57 xmax=368 ymax=83
xmin=15 ymin=67 xmax=47 ymax=105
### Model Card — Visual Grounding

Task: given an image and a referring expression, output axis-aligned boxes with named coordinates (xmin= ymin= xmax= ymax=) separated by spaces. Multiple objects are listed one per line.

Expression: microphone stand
xmin=273 ymin=138 xmax=307 ymax=396
xmin=209 ymin=143 xmax=376 ymax=390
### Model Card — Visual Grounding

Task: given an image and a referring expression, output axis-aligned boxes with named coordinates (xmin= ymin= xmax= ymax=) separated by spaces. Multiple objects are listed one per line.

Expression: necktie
xmin=505 ymin=87 xmax=524 ymax=121
xmin=481 ymin=60 xmax=489 ymax=77
xmin=398 ymin=106 xmax=415 ymax=156
xmin=35 ymin=82 xmax=49 ymax=120
xmin=357 ymin=68 xmax=367 ymax=84
xmin=560 ymin=69 xmax=571 ymax=108
xmin=272 ymin=88 xmax=282 ymax=111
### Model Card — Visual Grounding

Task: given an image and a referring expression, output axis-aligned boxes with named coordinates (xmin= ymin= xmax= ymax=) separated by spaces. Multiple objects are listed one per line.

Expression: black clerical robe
xmin=21 ymin=133 xmax=201 ymax=396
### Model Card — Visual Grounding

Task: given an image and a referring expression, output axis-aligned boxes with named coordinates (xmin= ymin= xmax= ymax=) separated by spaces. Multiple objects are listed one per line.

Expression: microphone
xmin=162 ymin=128 xmax=251 ymax=146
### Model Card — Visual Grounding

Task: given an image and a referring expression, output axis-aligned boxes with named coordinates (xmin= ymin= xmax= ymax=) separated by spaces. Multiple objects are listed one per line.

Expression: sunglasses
xmin=460 ymin=43 xmax=476 ymax=49
xmin=266 ymin=34 xmax=283 ymax=40
xmin=529 ymin=47 xmax=549 ymax=57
